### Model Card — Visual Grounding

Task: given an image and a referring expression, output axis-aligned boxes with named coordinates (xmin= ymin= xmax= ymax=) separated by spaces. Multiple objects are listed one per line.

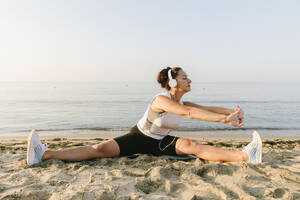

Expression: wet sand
xmin=0 ymin=135 xmax=300 ymax=200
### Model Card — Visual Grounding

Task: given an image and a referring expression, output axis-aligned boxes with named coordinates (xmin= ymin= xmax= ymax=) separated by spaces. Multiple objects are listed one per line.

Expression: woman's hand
xmin=223 ymin=107 xmax=244 ymax=127
xmin=236 ymin=106 xmax=244 ymax=125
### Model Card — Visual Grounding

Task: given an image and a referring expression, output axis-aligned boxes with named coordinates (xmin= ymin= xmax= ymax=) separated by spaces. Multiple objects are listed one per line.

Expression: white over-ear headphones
xmin=168 ymin=69 xmax=177 ymax=88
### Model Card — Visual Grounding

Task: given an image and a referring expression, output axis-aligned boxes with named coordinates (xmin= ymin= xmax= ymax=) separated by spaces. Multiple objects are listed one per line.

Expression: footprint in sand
xmin=242 ymin=185 xmax=265 ymax=198
xmin=135 ymin=178 xmax=164 ymax=194
xmin=194 ymin=163 xmax=239 ymax=179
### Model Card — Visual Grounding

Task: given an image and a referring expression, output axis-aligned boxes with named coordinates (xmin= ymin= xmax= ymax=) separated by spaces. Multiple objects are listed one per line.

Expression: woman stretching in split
xmin=27 ymin=67 xmax=262 ymax=166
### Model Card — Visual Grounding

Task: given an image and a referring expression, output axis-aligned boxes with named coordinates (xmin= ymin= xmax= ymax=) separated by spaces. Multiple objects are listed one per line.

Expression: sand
xmin=0 ymin=135 xmax=300 ymax=200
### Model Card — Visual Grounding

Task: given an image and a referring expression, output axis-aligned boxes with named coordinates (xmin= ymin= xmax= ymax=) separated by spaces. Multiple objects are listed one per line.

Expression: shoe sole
xmin=26 ymin=129 xmax=36 ymax=165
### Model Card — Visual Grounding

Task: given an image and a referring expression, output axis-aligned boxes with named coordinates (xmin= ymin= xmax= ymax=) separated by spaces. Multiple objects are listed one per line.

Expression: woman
xmin=27 ymin=67 xmax=262 ymax=166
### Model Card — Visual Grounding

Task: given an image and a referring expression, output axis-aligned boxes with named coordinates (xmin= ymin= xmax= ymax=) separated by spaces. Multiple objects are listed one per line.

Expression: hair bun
xmin=157 ymin=67 xmax=170 ymax=84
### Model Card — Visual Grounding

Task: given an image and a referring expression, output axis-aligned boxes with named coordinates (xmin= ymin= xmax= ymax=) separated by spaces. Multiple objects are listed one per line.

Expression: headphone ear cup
xmin=167 ymin=68 xmax=177 ymax=88
xmin=169 ymin=79 xmax=177 ymax=88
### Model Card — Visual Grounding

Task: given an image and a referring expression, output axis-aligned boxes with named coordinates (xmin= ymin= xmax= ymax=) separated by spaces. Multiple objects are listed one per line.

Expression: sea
xmin=1 ymin=81 xmax=299 ymax=138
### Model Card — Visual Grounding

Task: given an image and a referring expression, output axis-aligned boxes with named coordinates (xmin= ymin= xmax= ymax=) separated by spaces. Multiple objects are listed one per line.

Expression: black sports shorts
xmin=113 ymin=125 xmax=179 ymax=157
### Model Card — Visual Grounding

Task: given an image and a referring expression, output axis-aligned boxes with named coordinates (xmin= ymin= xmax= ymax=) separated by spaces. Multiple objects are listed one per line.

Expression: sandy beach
xmin=0 ymin=135 xmax=300 ymax=200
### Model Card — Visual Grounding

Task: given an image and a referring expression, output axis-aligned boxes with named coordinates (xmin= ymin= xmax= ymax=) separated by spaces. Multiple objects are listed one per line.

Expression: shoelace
xmin=244 ymin=141 xmax=258 ymax=163
xmin=34 ymin=144 xmax=43 ymax=160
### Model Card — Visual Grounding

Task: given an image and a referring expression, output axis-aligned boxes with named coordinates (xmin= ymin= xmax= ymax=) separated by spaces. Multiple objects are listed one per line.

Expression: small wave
xmin=20 ymin=126 xmax=300 ymax=133
xmin=74 ymin=127 xmax=127 ymax=131
xmin=176 ymin=127 xmax=300 ymax=132
xmin=186 ymin=100 xmax=300 ymax=104
xmin=23 ymin=127 xmax=130 ymax=132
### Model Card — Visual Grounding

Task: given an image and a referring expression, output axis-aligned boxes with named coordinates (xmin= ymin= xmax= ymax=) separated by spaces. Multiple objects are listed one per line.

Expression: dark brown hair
xmin=157 ymin=67 xmax=182 ymax=90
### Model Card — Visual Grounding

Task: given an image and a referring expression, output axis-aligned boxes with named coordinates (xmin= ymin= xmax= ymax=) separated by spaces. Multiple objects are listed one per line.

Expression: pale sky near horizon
xmin=0 ymin=0 xmax=299 ymax=82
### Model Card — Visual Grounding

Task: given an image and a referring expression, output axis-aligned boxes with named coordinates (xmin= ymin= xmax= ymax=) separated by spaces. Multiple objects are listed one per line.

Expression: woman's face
xmin=175 ymin=70 xmax=192 ymax=92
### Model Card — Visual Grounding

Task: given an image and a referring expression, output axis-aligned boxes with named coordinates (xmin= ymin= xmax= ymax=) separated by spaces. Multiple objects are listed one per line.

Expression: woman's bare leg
xmin=42 ymin=139 xmax=120 ymax=161
xmin=175 ymin=138 xmax=248 ymax=162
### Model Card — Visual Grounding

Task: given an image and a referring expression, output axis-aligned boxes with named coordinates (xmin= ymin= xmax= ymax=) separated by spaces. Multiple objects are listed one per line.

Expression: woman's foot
xmin=243 ymin=131 xmax=262 ymax=163
xmin=27 ymin=130 xmax=48 ymax=165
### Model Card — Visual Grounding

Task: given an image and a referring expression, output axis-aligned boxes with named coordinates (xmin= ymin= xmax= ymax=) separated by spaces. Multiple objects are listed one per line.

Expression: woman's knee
xmin=92 ymin=142 xmax=106 ymax=153
xmin=92 ymin=140 xmax=120 ymax=158
xmin=176 ymin=138 xmax=199 ymax=154
xmin=178 ymin=138 xmax=198 ymax=148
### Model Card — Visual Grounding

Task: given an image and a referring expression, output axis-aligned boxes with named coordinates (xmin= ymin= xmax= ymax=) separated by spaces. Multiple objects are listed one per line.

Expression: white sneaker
xmin=243 ymin=131 xmax=262 ymax=163
xmin=27 ymin=130 xmax=48 ymax=165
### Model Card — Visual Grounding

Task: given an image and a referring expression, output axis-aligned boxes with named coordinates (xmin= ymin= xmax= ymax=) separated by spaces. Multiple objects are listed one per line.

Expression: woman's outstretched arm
xmin=183 ymin=101 xmax=234 ymax=115
xmin=183 ymin=101 xmax=244 ymax=123
xmin=151 ymin=96 xmax=242 ymax=127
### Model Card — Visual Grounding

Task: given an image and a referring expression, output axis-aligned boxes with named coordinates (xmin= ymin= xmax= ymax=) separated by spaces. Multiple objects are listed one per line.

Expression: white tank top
xmin=137 ymin=92 xmax=183 ymax=140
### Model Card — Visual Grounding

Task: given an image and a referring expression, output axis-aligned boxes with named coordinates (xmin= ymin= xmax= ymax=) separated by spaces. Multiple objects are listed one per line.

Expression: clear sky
xmin=0 ymin=0 xmax=299 ymax=82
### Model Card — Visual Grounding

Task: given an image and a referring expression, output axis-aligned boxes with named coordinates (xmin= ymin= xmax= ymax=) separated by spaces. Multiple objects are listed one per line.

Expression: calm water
xmin=1 ymin=81 xmax=300 ymax=137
